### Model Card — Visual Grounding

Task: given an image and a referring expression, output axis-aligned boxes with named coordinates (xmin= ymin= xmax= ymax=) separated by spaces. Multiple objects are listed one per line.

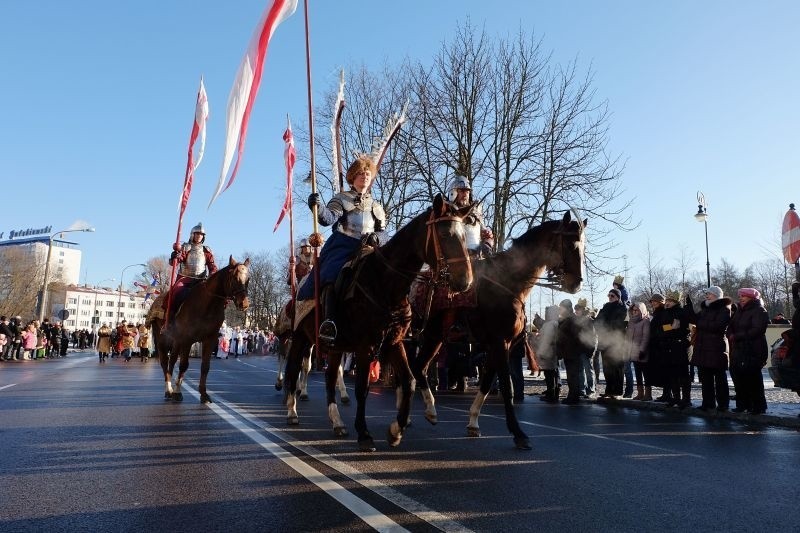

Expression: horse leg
xmin=387 ymin=342 xmax=414 ymax=447
xmin=337 ymin=363 xmax=350 ymax=405
xmin=275 ymin=339 xmax=288 ymax=391
xmin=493 ymin=345 xmax=531 ymax=450
xmin=172 ymin=349 xmax=190 ymax=402
xmin=410 ymin=313 xmax=445 ymax=425
xmin=298 ymin=348 xmax=312 ymax=401
xmin=467 ymin=364 xmax=497 ymax=437
xmin=325 ymin=352 xmax=347 ymax=437
xmin=159 ymin=343 xmax=173 ymax=400
xmin=283 ymin=334 xmax=306 ymax=425
xmin=353 ymin=351 xmax=376 ymax=452
xmin=199 ymin=340 xmax=214 ymax=403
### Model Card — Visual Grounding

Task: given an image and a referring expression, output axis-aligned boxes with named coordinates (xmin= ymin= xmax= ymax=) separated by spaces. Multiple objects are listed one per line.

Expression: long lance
xmin=303 ymin=0 xmax=321 ymax=354
xmin=287 ymin=117 xmax=297 ymax=304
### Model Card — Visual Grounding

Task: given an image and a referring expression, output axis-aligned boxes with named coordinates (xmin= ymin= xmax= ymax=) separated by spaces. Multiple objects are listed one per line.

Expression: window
xmin=59 ymin=251 xmax=64 ymax=256
xmin=68 ymin=298 xmax=77 ymax=304
xmin=106 ymin=311 xmax=114 ymax=318
xmin=58 ymin=259 xmax=64 ymax=264
xmin=66 ymin=320 xmax=75 ymax=327
xmin=128 ymin=302 xmax=135 ymax=308
xmin=106 ymin=301 xmax=114 ymax=307
xmin=81 ymin=310 xmax=89 ymax=316
xmin=82 ymin=299 xmax=91 ymax=305
xmin=68 ymin=309 xmax=77 ymax=316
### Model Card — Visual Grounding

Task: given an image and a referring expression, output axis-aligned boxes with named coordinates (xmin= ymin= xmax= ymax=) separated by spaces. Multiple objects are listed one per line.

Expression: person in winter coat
xmin=626 ymin=302 xmax=651 ymax=400
xmin=536 ymin=306 xmax=561 ymax=402
xmin=727 ymin=287 xmax=769 ymax=414
xmin=557 ymin=299 xmax=584 ymax=404
xmin=684 ymin=286 xmax=732 ymax=411
xmin=595 ymin=288 xmax=628 ymax=398
xmin=574 ymin=299 xmax=598 ymax=397
xmin=96 ymin=323 xmax=112 ymax=363
xmin=660 ymin=291 xmax=692 ymax=408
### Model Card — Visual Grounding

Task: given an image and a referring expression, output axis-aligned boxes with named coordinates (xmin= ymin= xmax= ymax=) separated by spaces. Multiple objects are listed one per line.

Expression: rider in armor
xmin=289 ymin=238 xmax=316 ymax=286
xmin=167 ymin=222 xmax=218 ymax=321
xmin=449 ymin=176 xmax=494 ymax=257
xmin=300 ymin=156 xmax=388 ymax=344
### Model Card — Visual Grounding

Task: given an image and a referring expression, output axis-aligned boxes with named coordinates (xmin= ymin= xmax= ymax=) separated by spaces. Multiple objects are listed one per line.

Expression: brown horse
xmin=283 ymin=193 xmax=474 ymax=451
xmin=411 ymin=211 xmax=586 ymax=450
xmin=146 ymin=256 xmax=251 ymax=403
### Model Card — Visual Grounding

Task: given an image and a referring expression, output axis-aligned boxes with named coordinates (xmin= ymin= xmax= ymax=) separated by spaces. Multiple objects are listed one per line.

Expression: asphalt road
xmin=1 ymin=351 xmax=799 ymax=532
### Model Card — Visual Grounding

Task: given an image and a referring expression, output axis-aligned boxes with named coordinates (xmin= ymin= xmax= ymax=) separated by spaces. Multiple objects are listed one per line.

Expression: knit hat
xmin=608 ymin=288 xmax=621 ymax=299
xmin=559 ymin=299 xmax=573 ymax=312
xmin=665 ymin=290 xmax=682 ymax=303
xmin=650 ymin=293 xmax=665 ymax=303
xmin=704 ymin=286 xmax=723 ymax=299
xmin=738 ymin=287 xmax=760 ymax=300
xmin=613 ymin=275 xmax=624 ymax=285
xmin=576 ymin=298 xmax=588 ymax=309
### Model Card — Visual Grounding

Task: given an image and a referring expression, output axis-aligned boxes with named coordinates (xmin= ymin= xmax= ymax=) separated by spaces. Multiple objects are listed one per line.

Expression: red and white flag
xmin=178 ymin=77 xmax=209 ymax=219
xmin=273 ymin=117 xmax=296 ymax=232
xmin=208 ymin=0 xmax=299 ymax=208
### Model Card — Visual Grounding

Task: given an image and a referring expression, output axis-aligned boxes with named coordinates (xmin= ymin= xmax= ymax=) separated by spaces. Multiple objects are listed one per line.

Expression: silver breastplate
xmin=180 ymin=243 xmax=207 ymax=277
xmin=335 ymin=191 xmax=384 ymax=239
xmin=464 ymin=221 xmax=482 ymax=250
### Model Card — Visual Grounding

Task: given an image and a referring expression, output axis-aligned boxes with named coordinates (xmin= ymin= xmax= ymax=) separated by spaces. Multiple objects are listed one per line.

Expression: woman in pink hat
xmin=727 ymin=288 xmax=769 ymax=414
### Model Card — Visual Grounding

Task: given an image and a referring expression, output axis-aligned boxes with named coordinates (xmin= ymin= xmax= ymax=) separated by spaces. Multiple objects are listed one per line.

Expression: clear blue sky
xmin=2 ymin=1 xmax=798 ymax=305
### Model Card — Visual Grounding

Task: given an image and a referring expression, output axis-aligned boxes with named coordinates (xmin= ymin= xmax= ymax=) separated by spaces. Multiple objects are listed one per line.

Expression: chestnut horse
xmin=146 ymin=256 xmax=251 ymax=403
xmin=412 ymin=211 xmax=586 ymax=449
xmin=283 ymin=194 xmax=474 ymax=451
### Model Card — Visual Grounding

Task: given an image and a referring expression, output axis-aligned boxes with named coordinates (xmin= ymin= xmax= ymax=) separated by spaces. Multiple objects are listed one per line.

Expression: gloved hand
xmin=307 ymin=193 xmax=323 ymax=210
xmin=169 ymin=250 xmax=180 ymax=264
xmin=365 ymin=233 xmax=381 ymax=247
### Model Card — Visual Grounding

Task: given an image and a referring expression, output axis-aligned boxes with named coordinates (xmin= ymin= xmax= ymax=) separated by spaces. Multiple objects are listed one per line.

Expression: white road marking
xmin=180 ymin=380 xmax=471 ymax=533
xmin=0 ymin=383 xmax=18 ymax=391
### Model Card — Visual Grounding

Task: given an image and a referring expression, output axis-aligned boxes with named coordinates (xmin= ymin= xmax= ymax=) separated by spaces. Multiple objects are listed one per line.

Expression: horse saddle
xmin=408 ymin=270 xmax=478 ymax=319
xmin=334 ymin=246 xmax=375 ymax=303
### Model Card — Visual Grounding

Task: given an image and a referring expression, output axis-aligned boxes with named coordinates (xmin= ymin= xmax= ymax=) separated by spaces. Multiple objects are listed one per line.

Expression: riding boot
xmin=635 ymin=383 xmax=645 ymax=400
xmin=643 ymin=386 xmax=653 ymax=401
xmin=318 ymin=285 xmax=337 ymax=345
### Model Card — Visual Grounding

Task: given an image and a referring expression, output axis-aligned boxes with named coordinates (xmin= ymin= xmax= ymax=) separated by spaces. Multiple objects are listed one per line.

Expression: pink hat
xmin=737 ymin=287 xmax=760 ymax=300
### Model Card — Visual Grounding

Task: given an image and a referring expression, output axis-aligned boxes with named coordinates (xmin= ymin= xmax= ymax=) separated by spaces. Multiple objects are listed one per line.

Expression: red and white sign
xmin=782 ymin=207 xmax=800 ymax=263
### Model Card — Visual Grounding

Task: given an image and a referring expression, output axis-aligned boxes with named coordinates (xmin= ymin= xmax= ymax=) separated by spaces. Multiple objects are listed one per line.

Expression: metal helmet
xmin=299 ymin=238 xmax=311 ymax=248
xmin=190 ymin=222 xmax=206 ymax=243
xmin=449 ymin=176 xmax=471 ymax=202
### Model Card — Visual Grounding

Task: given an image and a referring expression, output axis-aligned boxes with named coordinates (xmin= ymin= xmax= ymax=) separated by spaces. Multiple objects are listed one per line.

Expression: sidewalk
xmin=523 ymin=370 xmax=800 ymax=430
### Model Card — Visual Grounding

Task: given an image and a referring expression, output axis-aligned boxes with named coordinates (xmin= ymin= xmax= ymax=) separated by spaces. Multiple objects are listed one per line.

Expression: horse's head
xmin=225 ymin=256 xmax=251 ymax=311
xmin=549 ymin=211 xmax=587 ymax=294
xmin=424 ymin=193 xmax=473 ymax=293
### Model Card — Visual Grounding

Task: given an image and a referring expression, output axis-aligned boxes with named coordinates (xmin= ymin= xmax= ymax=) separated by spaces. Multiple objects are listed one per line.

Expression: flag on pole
xmin=208 ymin=0 xmax=299 ymax=208
xmin=273 ymin=117 xmax=296 ymax=232
xmin=178 ymin=77 xmax=209 ymax=217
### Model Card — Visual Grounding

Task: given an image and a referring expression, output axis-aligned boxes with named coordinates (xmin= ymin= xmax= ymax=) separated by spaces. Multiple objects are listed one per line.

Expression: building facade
xmin=50 ymin=284 xmax=154 ymax=330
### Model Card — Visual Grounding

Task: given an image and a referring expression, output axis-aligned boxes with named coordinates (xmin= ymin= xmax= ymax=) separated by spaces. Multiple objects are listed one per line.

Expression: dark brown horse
xmin=146 ymin=256 xmax=251 ymax=403
xmin=412 ymin=211 xmax=586 ymax=449
xmin=283 ymin=194 xmax=473 ymax=451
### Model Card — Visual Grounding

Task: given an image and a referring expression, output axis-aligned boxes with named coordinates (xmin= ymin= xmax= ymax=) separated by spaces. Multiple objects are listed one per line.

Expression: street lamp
xmin=92 ymin=278 xmax=116 ymax=329
xmin=117 ymin=263 xmax=147 ymax=324
xmin=39 ymin=223 xmax=95 ymax=322
xmin=694 ymin=191 xmax=711 ymax=287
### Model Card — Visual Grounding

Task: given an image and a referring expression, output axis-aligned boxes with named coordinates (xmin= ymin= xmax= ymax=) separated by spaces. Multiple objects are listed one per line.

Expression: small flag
xmin=209 ymin=0 xmax=299 ymax=208
xmin=273 ymin=117 xmax=295 ymax=232
xmin=178 ymin=77 xmax=209 ymax=218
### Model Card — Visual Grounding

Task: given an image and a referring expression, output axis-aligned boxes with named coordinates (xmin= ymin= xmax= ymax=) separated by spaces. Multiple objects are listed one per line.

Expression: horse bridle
xmin=538 ymin=224 xmax=582 ymax=291
xmin=212 ymin=265 xmax=249 ymax=304
xmin=424 ymin=209 xmax=471 ymax=287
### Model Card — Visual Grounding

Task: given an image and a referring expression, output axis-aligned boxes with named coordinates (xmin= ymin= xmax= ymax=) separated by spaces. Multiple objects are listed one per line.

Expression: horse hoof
xmin=164 ymin=392 xmax=172 ymax=400
xmin=299 ymin=394 xmax=309 ymax=401
xmin=334 ymin=426 xmax=348 ymax=437
xmin=387 ymin=428 xmax=403 ymax=447
xmin=514 ymin=436 xmax=532 ymax=450
xmin=424 ymin=414 xmax=438 ymax=425
xmin=275 ymin=382 xmax=283 ymax=391
xmin=287 ymin=416 xmax=299 ymax=426
xmin=358 ymin=437 xmax=377 ymax=452
xmin=172 ymin=392 xmax=184 ymax=402
xmin=340 ymin=396 xmax=350 ymax=405
xmin=201 ymin=395 xmax=213 ymax=404
xmin=466 ymin=426 xmax=481 ymax=438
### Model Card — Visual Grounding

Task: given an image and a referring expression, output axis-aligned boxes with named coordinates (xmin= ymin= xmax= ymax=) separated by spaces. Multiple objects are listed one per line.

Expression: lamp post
xmin=694 ymin=191 xmax=711 ymax=288
xmin=118 ymin=264 xmax=146 ymax=324
xmin=92 ymin=278 xmax=116 ymax=329
xmin=39 ymin=223 xmax=95 ymax=322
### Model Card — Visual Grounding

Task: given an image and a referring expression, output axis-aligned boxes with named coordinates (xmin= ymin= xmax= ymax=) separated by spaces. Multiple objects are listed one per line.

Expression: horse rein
xmin=424 ymin=209 xmax=471 ymax=287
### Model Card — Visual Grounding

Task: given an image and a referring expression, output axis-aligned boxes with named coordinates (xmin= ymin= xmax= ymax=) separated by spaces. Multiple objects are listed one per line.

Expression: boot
xmin=643 ymin=386 xmax=653 ymax=401
xmin=635 ymin=384 xmax=645 ymax=400
xmin=318 ymin=285 xmax=337 ymax=345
